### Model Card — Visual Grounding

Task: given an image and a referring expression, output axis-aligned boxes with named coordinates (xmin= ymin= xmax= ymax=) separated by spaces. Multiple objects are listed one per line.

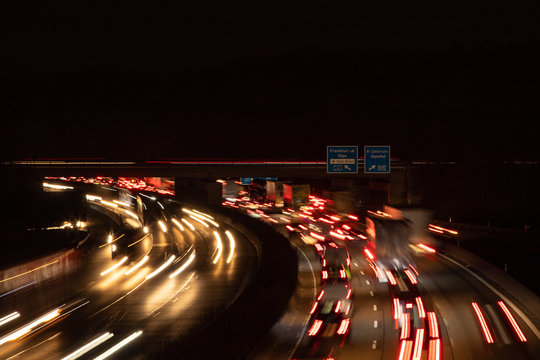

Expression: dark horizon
xmin=2 ymin=4 xmax=540 ymax=162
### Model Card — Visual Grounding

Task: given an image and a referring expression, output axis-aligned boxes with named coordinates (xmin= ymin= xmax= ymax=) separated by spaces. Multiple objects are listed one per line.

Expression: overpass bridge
xmin=0 ymin=159 xmax=410 ymax=207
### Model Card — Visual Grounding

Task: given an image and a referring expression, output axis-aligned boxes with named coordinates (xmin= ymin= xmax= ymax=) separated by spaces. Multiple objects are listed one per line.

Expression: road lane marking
xmin=373 ymin=305 xmax=378 ymax=311
xmin=366 ymin=280 xmax=371 ymax=285
xmin=372 ymin=340 xmax=377 ymax=349
xmin=441 ymin=253 xmax=540 ymax=340
xmin=374 ymin=320 xmax=378 ymax=328
xmin=360 ymin=271 xmax=365 ymax=275
xmin=287 ymin=243 xmax=317 ymax=359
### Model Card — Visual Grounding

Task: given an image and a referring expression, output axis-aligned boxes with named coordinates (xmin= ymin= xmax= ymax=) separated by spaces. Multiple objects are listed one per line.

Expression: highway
xmin=232 ymin=197 xmax=540 ymax=360
xmin=0 ymin=186 xmax=259 ymax=359
xmin=2 ymin=179 xmax=540 ymax=359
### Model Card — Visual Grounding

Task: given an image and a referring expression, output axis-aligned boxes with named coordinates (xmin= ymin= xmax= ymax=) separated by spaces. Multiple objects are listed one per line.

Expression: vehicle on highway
xmin=320 ymin=243 xmax=351 ymax=283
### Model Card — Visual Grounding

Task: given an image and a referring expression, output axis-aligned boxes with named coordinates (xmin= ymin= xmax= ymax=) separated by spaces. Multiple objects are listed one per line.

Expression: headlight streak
xmin=0 ymin=308 xmax=61 ymax=345
xmin=93 ymin=330 xmax=142 ymax=360
xmin=86 ymin=194 xmax=102 ymax=201
xmin=158 ymin=220 xmax=168 ymax=233
xmin=112 ymin=200 xmax=131 ymax=207
xmin=43 ymin=182 xmax=73 ymax=190
xmin=125 ymin=256 xmax=149 ymax=275
xmin=213 ymin=231 xmax=223 ymax=264
xmin=182 ymin=208 xmax=220 ymax=227
xmin=60 ymin=332 xmax=114 ymax=360
xmin=169 ymin=252 xmax=196 ymax=278
xmin=100 ymin=257 xmax=128 ymax=276
xmin=189 ymin=215 xmax=209 ymax=228
xmin=171 ymin=218 xmax=184 ymax=231
xmin=181 ymin=218 xmax=195 ymax=231
xmin=100 ymin=200 xmax=118 ymax=208
xmin=225 ymin=230 xmax=235 ymax=264
xmin=146 ymin=256 xmax=176 ymax=280
xmin=157 ymin=201 xmax=164 ymax=209
xmin=192 ymin=209 xmax=215 ymax=220
xmin=0 ymin=312 xmax=20 ymax=327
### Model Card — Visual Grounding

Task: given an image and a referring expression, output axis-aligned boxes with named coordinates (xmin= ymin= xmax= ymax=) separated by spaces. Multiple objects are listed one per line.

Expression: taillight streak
xmin=336 ymin=319 xmax=350 ymax=335
xmin=385 ymin=270 xmax=397 ymax=285
xmin=401 ymin=312 xmax=410 ymax=339
xmin=497 ymin=301 xmax=527 ymax=342
xmin=405 ymin=269 xmax=417 ymax=284
xmin=412 ymin=328 xmax=425 ymax=360
xmin=472 ymin=302 xmax=494 ymax=343
xmin=416 ymin=297 xmax=426 ymax=318
xmin=308 ymin=320 xmax=323 ymax=336
xmin=428 ymin=312 xmax=439 ymax=338
xmin=418 ymin=243 xmax=436 ymax=253
xmin=398 ymin=340 xmax=413 ymax=360
xmin=317 ymin=290 xmax=325 ymax=301
xmin=335 ymin=300 xmax=342 ymax=313
xmin=393 ymin=298 xmax=400 ymax=320
xmin=364 ymin=248 xmax=375 ymax=260
xmin=310 ymin=302 xmax=318 ymax=314
xmin=428 ymin=339 xmax=441 ymax=360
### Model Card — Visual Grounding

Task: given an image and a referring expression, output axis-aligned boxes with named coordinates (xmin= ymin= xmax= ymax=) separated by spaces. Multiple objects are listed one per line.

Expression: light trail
xmin=412 ymin=328 xmax=425 ymax=360
xmin=213 ymin=231 xmax=223 ymax=264
xmin=125 ymin=256 xmax=149 ymax=275
xmin=498 ymin=300 xmax=527 ymax=342
xmin=169 ymin=252 xmax=196 ymax=278
xmin=158 ymin=220 xmax=168 ymax=232
xmin=171 ymin=218 xmax=184 ymax=231
xmin=225 ymin=230 xmax=235 ymax=264
xmin=93 ymin=330 xmax=142 ymax=360
xmin=100 ymin=257 xmax=128 ymax=276
xmin=0 ymin=312 xmax=20 ymax=327
xmin=146 ymin=256 xmax=176 ymax=280
xmin=0 ymin=308 xmax=61 ymax=345
xmin=60 ymin=332 xmax=114 ymax=360
xmin=472 ymin=302 xmax=494 ymax=343
xmin=181 ymin=218 xmax=195 ymax=231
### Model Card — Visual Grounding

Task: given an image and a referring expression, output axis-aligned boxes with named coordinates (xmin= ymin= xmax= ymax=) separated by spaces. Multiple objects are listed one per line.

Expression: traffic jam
xmin=222 ymin=182 xmax=443 ymax=360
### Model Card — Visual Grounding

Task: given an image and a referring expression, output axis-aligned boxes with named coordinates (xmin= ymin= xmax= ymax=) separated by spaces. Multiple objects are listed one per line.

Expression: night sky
xmin=2 ymin=4 xmax=540 ymax=162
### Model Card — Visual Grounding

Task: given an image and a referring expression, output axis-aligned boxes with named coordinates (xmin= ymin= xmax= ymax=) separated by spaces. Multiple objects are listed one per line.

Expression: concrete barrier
xmin=0 ymin=248 xmax=83 ymax=295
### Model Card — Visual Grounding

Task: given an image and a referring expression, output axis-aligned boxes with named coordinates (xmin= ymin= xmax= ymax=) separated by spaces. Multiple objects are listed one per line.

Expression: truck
xmin=365 ymin=215 xmax=413 ymax=271
xmin=282 ymin=184 xmax=310 ymax=208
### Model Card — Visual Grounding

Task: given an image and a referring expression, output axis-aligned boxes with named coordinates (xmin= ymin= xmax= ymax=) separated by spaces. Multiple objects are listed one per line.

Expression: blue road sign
xmin=327 ymin=146 xmax=358 ymax=173
xmin=240 ymin=177 xmax=253 ymax=185
xmin=364 ymin=145 xmax=391 ymax=173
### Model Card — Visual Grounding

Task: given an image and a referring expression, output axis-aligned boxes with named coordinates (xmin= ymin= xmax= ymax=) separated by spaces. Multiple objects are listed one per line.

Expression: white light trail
xmin=100 ymin=257 xmax=128 ymax=276
xmin=146 ymin=256 xmax=176 ymax=279
xmin=225 ymin=230 xmax=235 ymax=264
xmin=0 ymin=308 xmax=61 ymax=345
xmin=169 ymin=252 xmax=196 ymax=278
xmin=158 ymin=220 xmax=168 ymax=232
xmin=189 ymin=215 xmax=209 ymax=228
xmin=0 ymin=312 xmax=20 ymax=327
xmin=43 ymin=182 xmax=73 ymax=190
xmin=61 ymin=332 xmax=114 ymax=360
xmin=171 ymin=218 xmax=184 ymax=231
xmin=86 ymin=194 xmax=102 ymax=201
xmin=93 ymin=330 xmax=142 ymax=360
xmin=181 ymin=218 xmax=195 ymax=231
xmin=125 ymin=256 xmax=149 ymax=275
xmin=213 ymin=231 xmax=223 ymax=264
